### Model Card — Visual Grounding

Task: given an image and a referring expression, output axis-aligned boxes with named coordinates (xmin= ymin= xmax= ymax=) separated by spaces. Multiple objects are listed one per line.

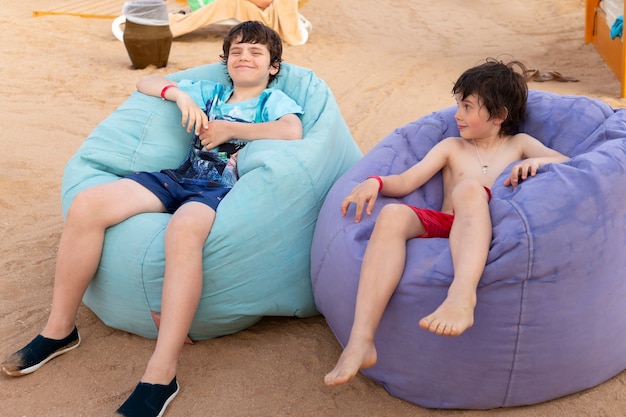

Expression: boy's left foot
xmin=116 ymin=377 xmax=179 ymax=417
xmin=1 ymin=327 xmax=81 ymax=376
xmin=419 ymin=297 xmax=475 ymax=336
xmin=324 ymin=341 xmax=377 ymax=386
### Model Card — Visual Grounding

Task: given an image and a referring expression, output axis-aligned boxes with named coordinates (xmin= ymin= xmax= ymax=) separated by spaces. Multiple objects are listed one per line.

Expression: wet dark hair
xmin=220 ymin=21 xmax=283 ymax=84
xmin=452 ymin=58 xmax=529 ymax=136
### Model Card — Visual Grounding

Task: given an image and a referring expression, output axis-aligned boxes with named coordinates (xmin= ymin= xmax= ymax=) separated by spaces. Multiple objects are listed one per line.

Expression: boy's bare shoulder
xmin=510 ymin=132 xmax=540 ymax=142
xmin=439 ymin=136 xmax=466 ymax=147
xmin=427 ymin=136 xmax=465 ymax=155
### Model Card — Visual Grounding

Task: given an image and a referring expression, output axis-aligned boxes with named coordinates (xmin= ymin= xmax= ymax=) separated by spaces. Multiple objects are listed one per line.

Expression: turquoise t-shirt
xmin=169 ymin=80 xmax=303 ymax=187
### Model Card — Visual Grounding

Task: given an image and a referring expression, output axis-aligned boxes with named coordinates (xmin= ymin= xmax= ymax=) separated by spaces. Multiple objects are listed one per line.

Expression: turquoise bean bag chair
xmin=62 ymin=63 xmax=361 ymax=341
xmin=311 ymin=90 xmax=626 ymax=409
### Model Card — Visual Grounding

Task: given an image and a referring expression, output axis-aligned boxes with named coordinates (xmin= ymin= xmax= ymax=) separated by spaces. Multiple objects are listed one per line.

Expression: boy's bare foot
xmin=419 ymin=296 xmax=476 ymax=336
xmin=324 ymin=341 xmax=377 ymax=386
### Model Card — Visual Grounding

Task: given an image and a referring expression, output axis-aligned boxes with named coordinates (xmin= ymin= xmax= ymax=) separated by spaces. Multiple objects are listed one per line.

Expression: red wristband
xmin=160 ymin=84 xmax=176 ymax=100
xmin=367 ymin=175 xmax=383 ymax=191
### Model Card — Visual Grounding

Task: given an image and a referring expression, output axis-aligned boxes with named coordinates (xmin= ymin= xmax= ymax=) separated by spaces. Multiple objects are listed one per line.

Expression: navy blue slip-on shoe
xmin=1 ymin=327 xmax=80 ymax=376
xmin=116 ymin=377 xmax=179 ymax=417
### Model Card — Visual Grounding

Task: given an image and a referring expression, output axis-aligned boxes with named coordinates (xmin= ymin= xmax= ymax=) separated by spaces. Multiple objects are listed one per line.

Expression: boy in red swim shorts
xmin=324 ymin=58 xmax=570 ymax=387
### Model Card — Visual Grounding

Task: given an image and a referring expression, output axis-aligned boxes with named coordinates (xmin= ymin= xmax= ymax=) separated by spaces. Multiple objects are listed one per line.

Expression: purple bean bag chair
xmin=310 ymin=90 xmax=626 ymax=409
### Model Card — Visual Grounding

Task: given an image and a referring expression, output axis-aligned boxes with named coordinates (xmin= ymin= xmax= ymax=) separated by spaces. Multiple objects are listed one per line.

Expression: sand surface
xmin=1 ymin=0 xmax=625 ymax=415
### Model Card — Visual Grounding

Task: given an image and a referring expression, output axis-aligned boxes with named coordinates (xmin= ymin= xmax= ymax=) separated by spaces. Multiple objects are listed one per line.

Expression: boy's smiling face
xmin=454 ymin=93 xmax=504 ymax=141
xmin=227 ymin=37 xmax=279 ymax=89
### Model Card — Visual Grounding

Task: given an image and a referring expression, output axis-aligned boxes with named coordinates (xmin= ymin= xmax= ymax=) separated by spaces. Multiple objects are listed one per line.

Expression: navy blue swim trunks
xmin=126 ymin=171 xmax=230 ymax=212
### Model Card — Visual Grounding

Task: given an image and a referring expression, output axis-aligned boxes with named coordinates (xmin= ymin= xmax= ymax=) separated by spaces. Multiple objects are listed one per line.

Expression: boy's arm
xmin=136 ymin=75 xmax=208 ymax=135
xmin=382 ymin=142 xmax=449 ymax=197
xmin=136 ymin=75 xmax=175 ymax=98
xmin=198 ymin=113 xmax=302 ymax=150
xmin=504 ymin=133 xmax=570 ymax=188
xmin=340 ymin=139 xmax=450 ymax=222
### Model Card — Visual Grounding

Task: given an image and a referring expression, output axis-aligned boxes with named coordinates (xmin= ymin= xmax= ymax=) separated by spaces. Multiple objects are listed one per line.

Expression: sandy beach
xmin=1 ymin=0 xmax=625 ymax=415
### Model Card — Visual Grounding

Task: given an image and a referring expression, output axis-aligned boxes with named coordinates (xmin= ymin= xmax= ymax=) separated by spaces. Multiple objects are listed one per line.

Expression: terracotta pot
xmin=123 ymin=20 xmax=172 ymax=69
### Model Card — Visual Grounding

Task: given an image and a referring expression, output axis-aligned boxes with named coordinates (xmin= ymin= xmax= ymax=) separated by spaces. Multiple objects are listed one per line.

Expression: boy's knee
xmin=379 ymin=203 xmax=408 ymax=219
xmin=167 ymin=214 xmax=213 ymax=242
xmin=376 ymin=204 xmax=416 ymax=230
xmin=67 ymin=189 xmax=100 ymax=219
xmin=451 ymin=179 xmax=485 ymax=203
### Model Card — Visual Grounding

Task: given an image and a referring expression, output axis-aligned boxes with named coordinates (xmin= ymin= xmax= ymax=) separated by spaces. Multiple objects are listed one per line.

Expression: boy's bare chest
xmin=445 ymin=149 xmax=521 ymax=190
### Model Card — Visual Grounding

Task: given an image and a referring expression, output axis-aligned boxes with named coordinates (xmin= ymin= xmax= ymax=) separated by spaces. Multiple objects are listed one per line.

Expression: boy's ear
xmin=270 ymin=61 xmax=280 ymax=75
xmin=494 ymin=107 xmax=508 ymax=124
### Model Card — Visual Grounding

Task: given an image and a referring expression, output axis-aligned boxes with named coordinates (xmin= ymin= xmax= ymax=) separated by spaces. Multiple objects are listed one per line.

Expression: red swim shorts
xmin=406 ymin=186 xmax=492 ymax=238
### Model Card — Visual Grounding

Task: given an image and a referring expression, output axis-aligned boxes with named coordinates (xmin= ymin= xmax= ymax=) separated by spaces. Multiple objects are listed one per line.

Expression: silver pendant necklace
xmin=472 ymin=138 xmax=505 ymax=174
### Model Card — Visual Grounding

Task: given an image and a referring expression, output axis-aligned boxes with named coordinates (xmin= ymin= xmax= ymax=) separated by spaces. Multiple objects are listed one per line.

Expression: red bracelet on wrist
xmin=160 ymin=84 xmax=176 ymax=100
xmin=367 ymin=175 xmax=384 ymax=191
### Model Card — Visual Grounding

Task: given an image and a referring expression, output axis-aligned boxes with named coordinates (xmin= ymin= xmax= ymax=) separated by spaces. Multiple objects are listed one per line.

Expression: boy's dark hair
xmin=220 ymin=21 xmax=283 ymax=84
xmin=452 ymin=58 xmax=528 ymax=136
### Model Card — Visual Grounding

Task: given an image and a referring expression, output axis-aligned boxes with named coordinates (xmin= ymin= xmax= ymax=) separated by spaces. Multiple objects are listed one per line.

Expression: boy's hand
xmin=341 ymin=178 xmax=381 ymax=222
xmin=199 ymin=120 xmax=233 ymax=150
xmin=175 ymin=95 xmax=209 ymax=135
xmin=504 ymin=158 xmax=541 ymax=188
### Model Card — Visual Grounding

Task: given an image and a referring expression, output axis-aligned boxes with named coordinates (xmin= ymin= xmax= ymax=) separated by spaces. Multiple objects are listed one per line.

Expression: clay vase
xmin=123 ymin=20 xmax=172 ymax=69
